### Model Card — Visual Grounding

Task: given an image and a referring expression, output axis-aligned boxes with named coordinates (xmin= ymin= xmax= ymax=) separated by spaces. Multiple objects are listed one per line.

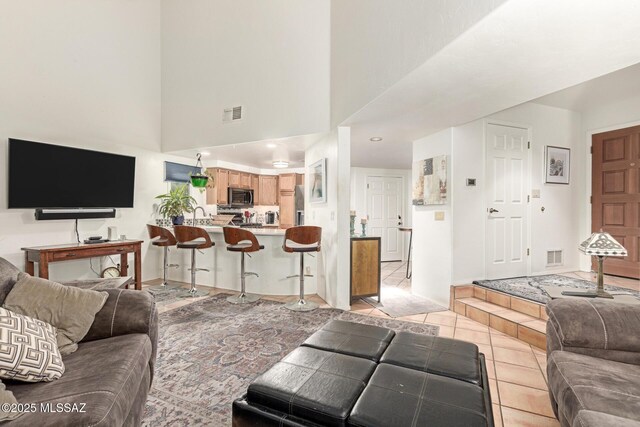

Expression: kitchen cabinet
xmin=240 ymin=173 xmax=251 ymax=189
xmin=278 ymin=191 xmax=295 ymax=229
xmin=259 ymin=175 xmax=278 ymax=206
xmin=278 ymin=173 xmax=303 ymax=228
xmin=228 ymin=171 xmax=241 ymax=188
xmin=251 ymin=175 xmax=260 ymax=205
xmin=279 ymin=173 xmax=296 ymax=192
xmin=206 ymin=168 xmax=229 ymax=205
xmin=350 ymin=237 xmax=381 ymax=302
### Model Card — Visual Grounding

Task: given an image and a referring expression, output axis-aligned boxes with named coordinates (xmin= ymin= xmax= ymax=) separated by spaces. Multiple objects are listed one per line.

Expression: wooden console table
xmin=21 ymin=240 xmax=143 ymax=290
xmin=350 ymin=236 xmax=381 ymax=302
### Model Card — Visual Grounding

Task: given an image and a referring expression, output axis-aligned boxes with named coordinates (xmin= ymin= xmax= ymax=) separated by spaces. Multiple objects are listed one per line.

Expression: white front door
xmin=485 ymin=123 xmax=530 ymax=279
xmin=367 ymin=176 xmax=403 ymax=261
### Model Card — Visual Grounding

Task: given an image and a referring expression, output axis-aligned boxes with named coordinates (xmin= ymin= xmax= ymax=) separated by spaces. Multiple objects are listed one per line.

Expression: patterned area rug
xmin=474 ymin=274 xmax=640 ymax=304
xmin=142 ymin=294 xmax=439 ymax=426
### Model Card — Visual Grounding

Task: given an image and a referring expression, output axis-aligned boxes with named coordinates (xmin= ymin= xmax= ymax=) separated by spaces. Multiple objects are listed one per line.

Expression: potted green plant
xmin=156 ymin=184 xmax=197 ymax=225
xmin=189 ymin=153 xmax=215 ymax=192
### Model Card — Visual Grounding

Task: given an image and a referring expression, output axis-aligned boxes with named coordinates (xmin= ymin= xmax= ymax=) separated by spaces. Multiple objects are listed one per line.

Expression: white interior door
xmin=485 ymin=123 xmax=530 ymax=279
xmin=367 ymin=176 xmax=403 ymax=261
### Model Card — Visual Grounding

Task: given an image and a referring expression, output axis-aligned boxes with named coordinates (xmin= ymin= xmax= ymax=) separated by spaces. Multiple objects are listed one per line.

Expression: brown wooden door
xmin=217 ymin=170 xmax=229 ymax=204
xmin=592 ymin=125 xmax=640 ymax=279
xmin=259 ymin=176 xmax=278 ymax=205
xmin=251 ymin=175 xmax=260 ymax=205
xmin=228 ymin=171 xmax=241 ymax=188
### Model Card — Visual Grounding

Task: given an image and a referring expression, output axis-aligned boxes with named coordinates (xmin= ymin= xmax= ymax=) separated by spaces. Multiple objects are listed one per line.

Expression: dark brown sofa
xmin=0 ymin=257 xmax=157 ymax=426
xmin=546 ymin=298 xmax=640 ymax=427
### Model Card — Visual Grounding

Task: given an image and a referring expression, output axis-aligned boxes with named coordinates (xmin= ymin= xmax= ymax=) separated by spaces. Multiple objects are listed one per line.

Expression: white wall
xmin=0 ymin=1 xmax=186 ymax=282
xmin=162 ymin=0 xmax=330 ymax=152
xmin=579 ymin=93 xmax=640 ymax=271
xmin=329 ymin=0 xmax=506 ymax=126
xmin=0 ymin=0 xmax=161 ymax=152
xmin=451 ymin=103 xmax=584 ymax=282
xmin=412 ymin=128 xmax=453 ymax=307
xmin=350 ymin=167 xmax=412 ymax=261
xmin=412 ymin=103 xmax=584 ymax=307
xmin=305 ymin=128 xmax=351 ymax=309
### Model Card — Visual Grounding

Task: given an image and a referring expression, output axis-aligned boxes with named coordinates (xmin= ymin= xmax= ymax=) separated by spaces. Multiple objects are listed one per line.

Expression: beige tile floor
xmin=146 ymin=262 xmax=639 ymax=426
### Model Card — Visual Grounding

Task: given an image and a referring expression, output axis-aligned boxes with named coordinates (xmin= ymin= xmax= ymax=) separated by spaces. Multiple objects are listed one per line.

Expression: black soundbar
xmin=34 ymin=208 xmax=116 ymax=221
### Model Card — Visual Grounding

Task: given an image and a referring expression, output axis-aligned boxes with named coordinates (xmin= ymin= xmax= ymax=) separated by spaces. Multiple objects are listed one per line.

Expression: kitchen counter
xmin=150 ymin=222 xmax=314 ymax=296
xmin=198 ymin=225 xmax=286 ymax=236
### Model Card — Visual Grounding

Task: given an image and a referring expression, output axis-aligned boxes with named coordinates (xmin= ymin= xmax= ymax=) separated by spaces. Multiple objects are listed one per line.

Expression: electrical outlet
xmin=305 ymin=266 xmax=311 ymax=275
xmin=434 ymin=211 xmax=445 ymax=221
xmin=532 ymin=189 xmax=541 ymax=198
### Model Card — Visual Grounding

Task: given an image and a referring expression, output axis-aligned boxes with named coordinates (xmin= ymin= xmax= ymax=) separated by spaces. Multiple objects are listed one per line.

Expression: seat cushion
xmin=548 ymin=350 xmax=640 ymax=426
xmin=348 ymin=364 xmax=489 ymax=427
xmin=573 ymin=410 xmax=640 ymax=427
xmin=301 ymin=320 xmax=395 ymax=361
xmin=6 ymin=334 xmax=152 ymax=427
xmin=380 ymin=331 xmax=481 ymax=385
xmin=247 ymin=346 xmax=376 ymax=427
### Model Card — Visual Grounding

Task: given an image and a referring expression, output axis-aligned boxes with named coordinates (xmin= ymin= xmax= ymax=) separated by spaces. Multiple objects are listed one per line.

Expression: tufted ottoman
xmin=232 ymin=320 xmax=494 ymax=427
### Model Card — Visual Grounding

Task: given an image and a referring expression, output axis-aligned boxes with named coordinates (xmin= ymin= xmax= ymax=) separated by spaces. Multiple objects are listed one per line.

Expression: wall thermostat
xmin=466 ymin=178 xmax=477 ymax=186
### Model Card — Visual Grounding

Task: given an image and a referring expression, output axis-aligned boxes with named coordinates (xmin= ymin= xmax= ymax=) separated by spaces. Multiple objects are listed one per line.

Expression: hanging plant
xmin=189 ymin=153 xmax=215 ymax=192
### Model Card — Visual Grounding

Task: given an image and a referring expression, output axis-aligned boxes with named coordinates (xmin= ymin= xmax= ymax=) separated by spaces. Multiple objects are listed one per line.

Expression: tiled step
xmin=450 ymin=285 xmax=547 ymax=350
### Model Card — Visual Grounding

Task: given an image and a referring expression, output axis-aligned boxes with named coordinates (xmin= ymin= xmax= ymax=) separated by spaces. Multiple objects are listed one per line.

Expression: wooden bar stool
xmin=283 ymin=226 xmax=322 ymax=312
xmin=174 ymin=225 xmax=214 ymax=298
xmin=146 ymin=224 xmax=180 ymax=292
xmin=223 ymin=227 xmax=264 ymax=304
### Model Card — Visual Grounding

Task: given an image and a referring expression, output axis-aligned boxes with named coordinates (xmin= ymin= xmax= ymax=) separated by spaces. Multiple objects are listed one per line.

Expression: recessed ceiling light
xmin=369 ymin=137 xmax=383 ymax=142
xmin=272 ymin=160 xmax=289 ymax=168
xmin=266 ymin=143 xmax=277 ymax=148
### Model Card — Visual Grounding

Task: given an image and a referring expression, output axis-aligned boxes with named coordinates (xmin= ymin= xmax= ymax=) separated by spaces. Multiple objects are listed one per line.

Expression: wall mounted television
xmin=8 ymin=139 xmax=136 ymax=210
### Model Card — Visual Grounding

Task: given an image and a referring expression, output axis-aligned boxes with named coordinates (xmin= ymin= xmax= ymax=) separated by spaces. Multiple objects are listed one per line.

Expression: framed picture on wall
xmin=545 ymin=146 xmax=570 ymax=184
xmin=309 ymin=158 xmax=327 ymax=203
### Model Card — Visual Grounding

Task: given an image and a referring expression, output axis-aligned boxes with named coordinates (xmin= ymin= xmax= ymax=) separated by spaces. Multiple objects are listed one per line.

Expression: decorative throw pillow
xmin=0 ymin=380 xmax=23 ymax=421
xmin=3 ymin=273 xmax=108 ymax=355
xmin=0 ymin=307 xmax=65 ymax=382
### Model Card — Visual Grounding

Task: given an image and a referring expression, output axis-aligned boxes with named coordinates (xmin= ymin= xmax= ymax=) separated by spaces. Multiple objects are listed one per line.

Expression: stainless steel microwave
xmin=228 ymin=187 xmax=254 ymax=208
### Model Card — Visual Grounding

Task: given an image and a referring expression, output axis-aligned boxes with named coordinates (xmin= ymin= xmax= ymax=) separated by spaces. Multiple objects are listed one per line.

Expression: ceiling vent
xmin=223 ymin=106 xmax=243 ymax=123
xmin=546 ymin=249 xmax=563 ymax=266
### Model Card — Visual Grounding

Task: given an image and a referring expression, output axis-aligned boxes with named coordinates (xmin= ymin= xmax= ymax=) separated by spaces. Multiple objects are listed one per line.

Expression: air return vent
xmin=546 ymin=250 xmax=563 ymax=266
xmin=223 ymin=106 xmax=243 ymax=123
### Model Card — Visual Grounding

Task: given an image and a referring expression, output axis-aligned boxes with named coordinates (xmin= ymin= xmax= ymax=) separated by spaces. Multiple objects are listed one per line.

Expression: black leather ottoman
xmin=301 ymin=320 xmax=395 ymax=361
xmin=237 ymin=346 xmax=376 ymax=426
xmin=233 ymin=321 xmax=494 ymax=427
xmin=380 ymin=331 xmax=482 ymax=385
xmin=349 ymin=363 xmax=491 ymax=427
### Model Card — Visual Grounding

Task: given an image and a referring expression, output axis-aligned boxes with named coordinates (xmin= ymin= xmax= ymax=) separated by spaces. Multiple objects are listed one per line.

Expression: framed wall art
xmin=309 ymin=158 xmax=327 ymax=203
xmin=545 ymin=146 xmax=570 ymax=184
xmin=412 ymin=155 xmax=447 ymax=205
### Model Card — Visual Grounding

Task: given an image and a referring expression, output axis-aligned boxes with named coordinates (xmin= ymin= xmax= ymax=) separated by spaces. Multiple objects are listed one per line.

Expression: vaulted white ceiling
xmin=347 ymin=0 xmax=640 ymax=168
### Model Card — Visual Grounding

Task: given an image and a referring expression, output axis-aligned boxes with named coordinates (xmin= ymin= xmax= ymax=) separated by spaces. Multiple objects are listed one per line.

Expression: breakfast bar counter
xmin=157 ymin=225 xmax=317 ymax=296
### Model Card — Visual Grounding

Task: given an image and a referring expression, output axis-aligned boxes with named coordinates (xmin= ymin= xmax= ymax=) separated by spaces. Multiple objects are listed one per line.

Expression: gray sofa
xmin=546 ymin=298 xmax=640 ymax=427
xmin=0 ymin=258 xmax=158 ymax=426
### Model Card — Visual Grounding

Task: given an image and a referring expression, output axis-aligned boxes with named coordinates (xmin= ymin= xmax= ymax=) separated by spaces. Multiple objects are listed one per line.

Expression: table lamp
xmin=562 ymin=232 xmax=627 ymax=299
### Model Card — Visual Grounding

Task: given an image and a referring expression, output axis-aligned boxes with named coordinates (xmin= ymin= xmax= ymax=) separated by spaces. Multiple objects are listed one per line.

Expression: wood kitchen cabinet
xmin=278 ymin=191 xmax=295 ymax=228
xmin=206 ymin=168 xmax=229 ymax=205
xmin=240 ymin=173 xmax=251 ymax=189
xmin=251 ymin=175 xmax=260 ymax=205
xmin=350 ymin=237 xmax=381 ymax=302
xmin=228 ymin=171 xmax=241 ymax=188
xmin=259 ymin=175 xmax=278 ymax=206
xmin=278 ymin=173 xmax=303 ymax=228
xmin=279 ymin=173 xmax=296 ymax=192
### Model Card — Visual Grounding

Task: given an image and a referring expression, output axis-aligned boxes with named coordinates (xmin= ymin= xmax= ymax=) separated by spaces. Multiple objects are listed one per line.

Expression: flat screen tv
xmin=8 ymin=139 xmax=136 ymax=209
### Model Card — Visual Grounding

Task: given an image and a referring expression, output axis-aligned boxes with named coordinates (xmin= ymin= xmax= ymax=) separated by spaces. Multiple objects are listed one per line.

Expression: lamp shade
xmin=579 ymin=232 xmax=627 ymax=257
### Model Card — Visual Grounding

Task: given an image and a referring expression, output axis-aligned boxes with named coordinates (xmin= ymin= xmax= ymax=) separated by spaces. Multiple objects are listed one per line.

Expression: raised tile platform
xmin=450 ymin=285 xmax=547 ymax=349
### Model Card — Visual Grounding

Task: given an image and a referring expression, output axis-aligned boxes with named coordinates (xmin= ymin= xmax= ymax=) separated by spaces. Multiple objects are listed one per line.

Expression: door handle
xmin=489 ymin=208 xmax=499 ymax=213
